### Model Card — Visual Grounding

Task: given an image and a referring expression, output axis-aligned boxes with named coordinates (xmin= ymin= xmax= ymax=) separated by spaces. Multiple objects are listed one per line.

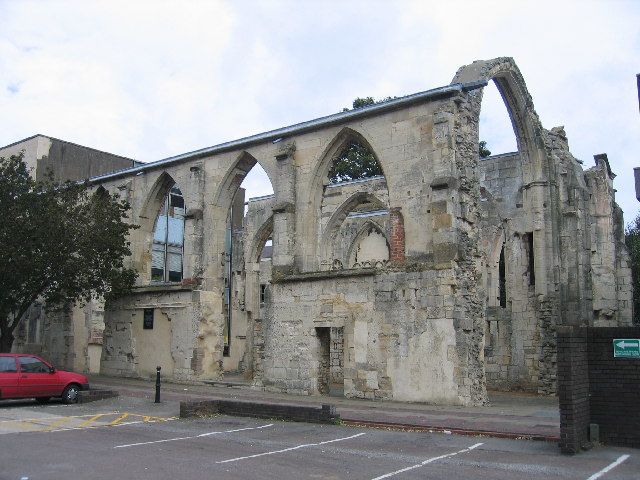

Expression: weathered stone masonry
xmin=84 ymin=57 xmax=630 ymax=405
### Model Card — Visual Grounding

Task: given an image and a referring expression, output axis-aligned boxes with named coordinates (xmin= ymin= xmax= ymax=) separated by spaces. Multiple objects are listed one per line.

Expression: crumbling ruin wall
xmin=87 ymin=57 xmax=630 ymax=404
xmin=455 ymin=58 xmax=632 ymax=394
xmin=102 ymin=288 xmax=208 ymax=380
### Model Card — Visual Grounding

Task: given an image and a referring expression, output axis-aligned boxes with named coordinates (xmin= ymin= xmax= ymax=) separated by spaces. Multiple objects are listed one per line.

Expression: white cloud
xmin=0 ymin=0 xmax=638 ymax=215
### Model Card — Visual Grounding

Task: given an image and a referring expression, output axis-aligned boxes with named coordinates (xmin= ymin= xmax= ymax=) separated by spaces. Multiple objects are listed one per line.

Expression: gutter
xmin=87 ymin=80 xmax=487 ymax=185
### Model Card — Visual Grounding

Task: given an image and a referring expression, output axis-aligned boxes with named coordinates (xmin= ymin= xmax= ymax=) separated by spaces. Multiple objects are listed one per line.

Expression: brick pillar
xmin=389 ymin=207 xmax=405 ymax=264
xmin=557 ymin=326 xmax=590 ymax=454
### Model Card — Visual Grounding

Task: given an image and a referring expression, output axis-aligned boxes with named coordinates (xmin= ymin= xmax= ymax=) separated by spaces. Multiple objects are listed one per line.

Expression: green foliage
xmin=327 ymin=140 xmax=383 ymax=183
xmin=331 ymin=96 xmax=395 ymax=182
xmin=479 ymin=140 xmax=491 ymax=158
xmin=0 ymin=153 xmax=138 ymax=351
xmin=351 ymin=97 xmax=376 ymax=109
xmin=625 ymin=213 xmax=640 ymax=324
xmin=343 ymin=96 xmax=397 ymax=112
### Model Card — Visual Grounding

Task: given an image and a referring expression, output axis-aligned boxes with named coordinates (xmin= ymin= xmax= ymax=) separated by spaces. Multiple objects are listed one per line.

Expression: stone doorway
xmin=315 ymin=326 xmax=344 ymax=396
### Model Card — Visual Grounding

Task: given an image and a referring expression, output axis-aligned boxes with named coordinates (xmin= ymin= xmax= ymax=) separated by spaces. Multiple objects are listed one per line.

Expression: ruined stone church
xmin=5 ymin=58 xmax=632 ymax=405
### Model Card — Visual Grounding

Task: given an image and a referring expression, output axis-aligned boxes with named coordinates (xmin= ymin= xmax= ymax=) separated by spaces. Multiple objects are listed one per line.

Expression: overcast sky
xmin=1 ymin=0 xmax=638 ymax=219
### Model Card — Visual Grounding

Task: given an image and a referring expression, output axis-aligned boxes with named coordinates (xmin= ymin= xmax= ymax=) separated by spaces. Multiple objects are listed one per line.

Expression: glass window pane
xmin=170 ymin=194 xmax=184 ymax=209
xmin=151 ymin=245 xmax=165 ymax=269
xmin=151 ymin=268 xmax=164 ymax=281
xmin=153 ymin=216 xmax=168 ymax=243
xmin=167 ymin=217 xmax=184 ymax=245
xmin=19 ymin=357 xmax=49 ymax=373
xmin=0 ymin=357 xmax=17 ymax=372
xmin=167 ymin=252 xmax=182 ymax=276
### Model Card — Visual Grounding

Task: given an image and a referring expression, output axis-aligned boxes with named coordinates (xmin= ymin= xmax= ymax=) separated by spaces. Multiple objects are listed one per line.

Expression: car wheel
xmin=35 ymin=397 xmax=50 ymax=404
xmin=62 ymin=384 xmax=80 ymax=404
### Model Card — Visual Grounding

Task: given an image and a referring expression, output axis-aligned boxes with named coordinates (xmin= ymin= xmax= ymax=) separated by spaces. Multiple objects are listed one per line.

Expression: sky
xmin=1 ymin=0 xmax=639 ymax=219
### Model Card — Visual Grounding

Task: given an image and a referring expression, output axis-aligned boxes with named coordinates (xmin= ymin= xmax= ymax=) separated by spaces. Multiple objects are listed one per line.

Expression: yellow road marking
xmin=78 ymin=414 xmax=105 ymax=428
xmin=11 ymin=419 xmax=38 ymax=430
xmin=0 ymin=413 xmax=119 ymax=424
xmin=1 ymin=412 xmax=175 ymax=433
xmin=44 ymin=416 xmax=73 ymax=431
xmin=109 ymin=413 xmax=130 ymax=425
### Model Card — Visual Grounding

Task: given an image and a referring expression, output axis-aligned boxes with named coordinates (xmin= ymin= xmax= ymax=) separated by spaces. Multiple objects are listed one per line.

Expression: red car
xmin=0 ymin=353 xmax=89 ymax=404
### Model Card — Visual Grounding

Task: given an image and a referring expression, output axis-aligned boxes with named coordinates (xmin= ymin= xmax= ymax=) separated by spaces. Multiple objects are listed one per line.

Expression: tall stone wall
xmin=263 ymin=269 xmax=475 ymax=404
xmin=82 ymin=57 xmax=631 ymax=405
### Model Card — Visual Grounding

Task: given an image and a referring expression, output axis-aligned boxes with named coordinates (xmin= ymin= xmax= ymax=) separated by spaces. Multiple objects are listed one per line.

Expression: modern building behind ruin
xmin=0 ymin=135 xmax=138 ymax=374
xmin=8 ymin=58 xmax=632 ymax=405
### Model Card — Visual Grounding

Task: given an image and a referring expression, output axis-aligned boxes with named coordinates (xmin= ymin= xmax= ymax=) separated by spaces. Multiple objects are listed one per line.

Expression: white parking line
xmin=216 ymin=432 xmax=366 ymax=464
xmin=114 ymin=423 xmax=274 ymax=448
xmin=586 ymin=454 xmax=630 ymax=480
xmin=370 ymin=442 xmax=484 ymax=480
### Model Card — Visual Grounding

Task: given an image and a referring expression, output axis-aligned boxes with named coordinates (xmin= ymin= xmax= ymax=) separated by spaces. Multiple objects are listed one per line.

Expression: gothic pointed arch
xmin=139 ymin=171 xmax=178 ymax=234
xmin=452 ymin=57 xmax=547 ymax=182
xmin=249 ymin=216 xmax=274 ymax=264
xmin=319 ymin=191 xmax=388 ymax=265
xmin=347 ymin=220 xmax=390 ymax=268
xmin=302 ymin=127 xmax=389 ymax=270
xmin=213 ymin=151 xmax=275 ymax=210
xmin=94 ymin=185 xmax=109 ymax=198
xmin=310 ymin=127 xmax=385 ymax=191
xmin=132 ymin=171 xmax=187 ymax=283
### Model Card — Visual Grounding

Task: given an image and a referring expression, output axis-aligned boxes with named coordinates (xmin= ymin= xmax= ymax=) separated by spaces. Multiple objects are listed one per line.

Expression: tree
xmin=329 ymin=96 xmax=394 ymax=183
xmin=625 ymin=213 xmax=640 ymax=324
xmin=342 ymin=96 xmax=396 ymax=112
xmin=479 ymin=140 xmax=491 ymax=158
xmin=327 ymin=140 xmax=383 ymax=183
xmin=0 ymin=153 xmax=138 ymax=352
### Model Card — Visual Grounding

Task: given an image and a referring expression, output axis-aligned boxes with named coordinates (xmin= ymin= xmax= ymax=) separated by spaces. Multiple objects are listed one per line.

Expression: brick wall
xmin=557 ymin=326 xmax=640 ymax=453
xmin=557 ymin=327 xmax=590 ymax=454
xmin=588 ymin=327 xmax=640 ymax=448
xmin=389 ymin=207 xmax=405 ymax=264
xmin=180 ymin=399 xmax=340 ymax=424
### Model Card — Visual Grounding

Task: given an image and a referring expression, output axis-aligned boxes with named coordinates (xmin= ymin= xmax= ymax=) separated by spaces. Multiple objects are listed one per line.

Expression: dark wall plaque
xmin=143 ymin=308 xmax=154 ymax=329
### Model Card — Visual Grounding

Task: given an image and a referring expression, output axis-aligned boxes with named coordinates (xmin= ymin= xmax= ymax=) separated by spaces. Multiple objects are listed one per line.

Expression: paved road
xmin=0 ymin=399 xmax=635 ymax=480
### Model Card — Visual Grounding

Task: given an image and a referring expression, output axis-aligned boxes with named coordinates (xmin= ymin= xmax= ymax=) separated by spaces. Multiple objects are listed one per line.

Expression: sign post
xmin=613 ymin=339 xmax=640 ymax=358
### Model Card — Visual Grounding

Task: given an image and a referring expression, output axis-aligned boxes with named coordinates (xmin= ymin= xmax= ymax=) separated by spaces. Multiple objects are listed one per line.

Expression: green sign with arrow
xmin=613 ymin=339 xmax=640 ymax=358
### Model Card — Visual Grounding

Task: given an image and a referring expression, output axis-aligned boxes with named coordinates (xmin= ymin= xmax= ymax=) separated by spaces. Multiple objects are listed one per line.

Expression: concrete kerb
xmin=180 ymin=399 xmax=340 ymax=424
xmin=78 ymin=389 xmax=119 ymax=404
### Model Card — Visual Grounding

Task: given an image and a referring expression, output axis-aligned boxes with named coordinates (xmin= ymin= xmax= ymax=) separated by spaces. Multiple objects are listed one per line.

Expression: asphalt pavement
xmin=0 ymin=408 xmax=636 ymax=480
xmin=2 ymin=379 xmax=637 ymax=480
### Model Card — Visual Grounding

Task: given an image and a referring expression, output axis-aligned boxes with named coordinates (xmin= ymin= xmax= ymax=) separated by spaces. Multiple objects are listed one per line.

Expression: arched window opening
xmin=260 ymin=238 xmax=273 ymax=260
xmin=525 ymin=232 xmax=535 ymax=286
xmin=328 ymin=140 xmax=383 ymax=184
xmin=498 ymin=245 xmax=506 ymax=308
xmin=222 ymin=157 xmax=274 ymax=362
xmin=151 ymin=185 xmax=185 ymax=283
xmin=479 ymin=80 xmax=518 ymax=158
xmin=348 ymin=223 xmax=389 ymax=268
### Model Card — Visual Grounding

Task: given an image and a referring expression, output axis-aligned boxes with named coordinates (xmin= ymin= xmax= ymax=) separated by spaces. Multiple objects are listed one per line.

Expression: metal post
xmin=155 ymin=366 xmax=161 ymax=403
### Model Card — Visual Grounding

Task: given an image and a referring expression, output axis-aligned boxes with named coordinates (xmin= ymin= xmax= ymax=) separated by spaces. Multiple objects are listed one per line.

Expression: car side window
xmin=0 ymin=357 xmax=17 ymax=373
xmin=18 ymin=357 xmax=49 ymax=374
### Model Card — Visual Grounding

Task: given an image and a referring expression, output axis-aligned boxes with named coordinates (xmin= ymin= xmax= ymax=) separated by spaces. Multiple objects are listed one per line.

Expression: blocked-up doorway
xmin=315 ymin=326 xmax=344 ymax=396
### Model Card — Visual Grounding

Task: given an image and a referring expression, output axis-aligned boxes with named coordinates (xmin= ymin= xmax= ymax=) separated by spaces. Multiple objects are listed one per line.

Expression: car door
xmin=0 ymin=356 xmax=20 ymax=399
xmin=17 ymin=356 xmax=61 ymax=398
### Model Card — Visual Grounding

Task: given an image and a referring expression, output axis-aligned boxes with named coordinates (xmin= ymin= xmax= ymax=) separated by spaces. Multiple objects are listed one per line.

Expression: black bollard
xmin=155 ymin=366 xmax=161 ymax=403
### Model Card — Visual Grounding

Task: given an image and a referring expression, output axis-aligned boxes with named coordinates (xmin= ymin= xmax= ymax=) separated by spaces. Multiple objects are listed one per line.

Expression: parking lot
xmin=0 ymin=397 xmax=637 ymax=480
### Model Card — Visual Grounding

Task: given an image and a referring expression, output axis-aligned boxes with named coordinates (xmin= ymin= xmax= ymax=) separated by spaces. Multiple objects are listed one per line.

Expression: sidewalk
xmin=88 ymin=374 xmax=560 ymax=442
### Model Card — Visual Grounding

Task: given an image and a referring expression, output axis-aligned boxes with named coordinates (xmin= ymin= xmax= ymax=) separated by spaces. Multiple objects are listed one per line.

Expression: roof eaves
xmin=87 ymin=80 xmax=487 ymax=185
